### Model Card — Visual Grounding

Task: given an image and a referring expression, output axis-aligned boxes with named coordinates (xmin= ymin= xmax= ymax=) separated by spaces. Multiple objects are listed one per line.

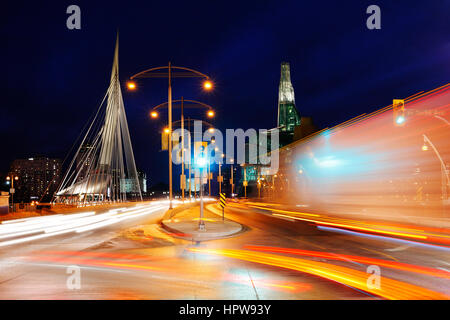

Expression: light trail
xmin=0 ymin=201 xmax=170 ymax=247
xmin=187 ymin=248 xmax=449 ymax=300
xmin=260 ymin=84 xmax=450 ymax=239
xmin=317 ymin=226 xmax=450 ymax=252
xmin=235 ymin=201 xmax=450 ymax=245
xmin=243 ymin=245 xmax=450 ymax=279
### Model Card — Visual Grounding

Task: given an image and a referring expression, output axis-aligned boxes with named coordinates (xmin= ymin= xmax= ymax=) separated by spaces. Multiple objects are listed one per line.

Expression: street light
xmin=150 ymin=111 xmax=158 ymax=118
xmin=207 ymin=110 xmax=215 ymax=117
xmin=126 ymin=81 xmax=137 ymax=90
xmin=6 ymin=174 xmax=19 ymax=213
xmin=203 ymin=80 xmax=213 ymax=91
xmin=129 ymin=63 xmax=213 ymax=209
xmin=422 ymin=134 xmax=449 ymax=205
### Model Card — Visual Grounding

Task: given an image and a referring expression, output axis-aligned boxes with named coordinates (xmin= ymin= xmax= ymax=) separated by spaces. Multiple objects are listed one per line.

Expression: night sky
xmin=1 ymin=0 xmax=449 ymax=187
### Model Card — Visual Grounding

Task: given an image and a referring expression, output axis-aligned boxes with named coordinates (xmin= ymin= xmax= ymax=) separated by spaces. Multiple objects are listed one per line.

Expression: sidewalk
xmin=161 ymin=202 xmax=243 ymax=241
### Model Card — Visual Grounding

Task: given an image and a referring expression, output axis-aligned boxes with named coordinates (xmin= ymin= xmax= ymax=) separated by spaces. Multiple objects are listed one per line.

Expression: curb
xmin=160 ymin=218 xmax=243 ymax=242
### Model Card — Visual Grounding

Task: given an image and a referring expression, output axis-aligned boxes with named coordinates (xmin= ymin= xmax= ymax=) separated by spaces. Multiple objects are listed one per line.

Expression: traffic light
xmin=393 ymin=99 xmax=405 ymax=126
xmin=161 ymin=129 xmax=169 ymax=150
xmin=194 ymin=141 xmax=208 ymax=168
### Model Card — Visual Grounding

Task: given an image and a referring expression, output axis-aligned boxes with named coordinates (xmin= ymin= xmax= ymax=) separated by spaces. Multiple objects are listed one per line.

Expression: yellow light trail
xmin=188 ymin=248 xmax=449 ymax=300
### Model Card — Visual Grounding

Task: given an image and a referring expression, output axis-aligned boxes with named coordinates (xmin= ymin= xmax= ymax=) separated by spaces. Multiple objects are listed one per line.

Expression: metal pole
xmin=11 ymin=177 xmax=14 ymax=213
xmin=244 ymin=166 xmax=247 ymax=198
xmin=168 ymin=62 xmax=173 ymax=209
xmin=231 ymin=164 xmax=234 ymax=196
xmin=188 ymin=117 xmax=191 ymax=200
xmin=181 ymin=97 xmax=185 ymax=201
xmin=423 ymin=134 xmax=449 ymax=204
xmin=219 ymin=163 xmax=222 ymax=194
xmin=199 ymin=167 xmax=205 ymax=230
xmin=208 ymin=160 xmax=211 ymax=196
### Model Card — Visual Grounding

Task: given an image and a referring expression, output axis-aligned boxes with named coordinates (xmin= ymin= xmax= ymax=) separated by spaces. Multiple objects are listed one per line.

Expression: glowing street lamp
xmin=126 ymin=81 xmax=136 ymax=90
xmin=207 ymin=110 xmax=215 ymax=118
xmin=150 ymin=111 xmax=158 ymax=118
xmin=203 ymin=80 xmax=213 ymax=91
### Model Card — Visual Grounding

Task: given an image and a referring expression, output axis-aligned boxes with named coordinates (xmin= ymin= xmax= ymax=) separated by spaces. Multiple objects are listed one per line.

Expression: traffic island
xmin=161 ymin=204 xmax=243 ymax=241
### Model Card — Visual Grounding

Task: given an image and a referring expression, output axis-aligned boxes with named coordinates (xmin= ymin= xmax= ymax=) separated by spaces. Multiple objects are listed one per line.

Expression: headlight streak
xmin=237 ymin=202 xmax=450 ymax=246
xmin=187 ymin=248 xmax=450 ymax=300
xmin=243 ymin=245 xmax=450 ymax=279
xmin=317 ymin=226 xmax=450 ymax=252
xmin=0 ymin=202 xmax=169 ymax=247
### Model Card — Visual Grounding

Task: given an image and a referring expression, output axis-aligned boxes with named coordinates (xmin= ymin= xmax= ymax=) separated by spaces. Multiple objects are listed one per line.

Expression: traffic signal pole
xmin=199 ymin=166 xmax=205 ymax=231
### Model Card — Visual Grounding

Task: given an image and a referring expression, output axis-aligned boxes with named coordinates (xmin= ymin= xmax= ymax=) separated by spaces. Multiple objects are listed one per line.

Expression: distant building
xmin=278 ymin=62 xmax=301 ymax=135
xmin=240 ymin=62 xmax=318 ymax=196
xmin=120 ymin=170 xmax=147 ymax=194
xmin=9 ymin=157 xmax=62 ymax=203
xmin=75 ymin=143 xmax=94 ymax=182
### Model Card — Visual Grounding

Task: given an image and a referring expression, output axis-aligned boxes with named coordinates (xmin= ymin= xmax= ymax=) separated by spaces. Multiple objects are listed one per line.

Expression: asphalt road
xmin=0 ymin=199 xmax=448 ymax=299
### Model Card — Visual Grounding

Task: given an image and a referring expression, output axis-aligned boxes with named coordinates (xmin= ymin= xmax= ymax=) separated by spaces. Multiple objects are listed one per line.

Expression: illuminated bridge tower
xmin=277 ymin=62 xmax=300 ymax=134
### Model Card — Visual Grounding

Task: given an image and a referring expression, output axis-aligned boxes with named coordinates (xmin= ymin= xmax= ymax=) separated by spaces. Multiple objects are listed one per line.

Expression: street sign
xmin=219 ymin=193 xmax=227 ymax=208
xmin=219 ymin=193 xmax=227 ymax=220
xmin=217 ymin=175 xmax=223 ymax=182
xmin=9 ymin=188 xmax=15 ymax=194
xmin=243 ymin=180 xmax=248 ymax=187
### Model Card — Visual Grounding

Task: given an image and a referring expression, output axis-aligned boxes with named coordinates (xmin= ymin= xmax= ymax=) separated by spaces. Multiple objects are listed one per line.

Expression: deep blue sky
xmin=1 ymin=0 xmax=449 ymax=186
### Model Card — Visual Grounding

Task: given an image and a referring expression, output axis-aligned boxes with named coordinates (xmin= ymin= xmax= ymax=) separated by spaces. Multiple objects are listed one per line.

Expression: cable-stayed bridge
xmin=54 ymin=36 xmax=142 ymax=205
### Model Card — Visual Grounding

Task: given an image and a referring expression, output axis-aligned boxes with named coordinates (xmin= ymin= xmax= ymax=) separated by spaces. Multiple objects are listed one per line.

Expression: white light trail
xmin=0 ymin=202 xmax=170 ymax=248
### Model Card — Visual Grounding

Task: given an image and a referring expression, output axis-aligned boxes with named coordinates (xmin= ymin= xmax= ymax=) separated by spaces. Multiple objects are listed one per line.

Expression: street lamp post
xmin=181 ymin=97 xmax=185 ymax=200
xmin=422 ymin=134 xmax=449 ymax=206
xmin=129 ymin=64 xmax=213 ymax=209
xmin=6 ymin=175 xmax=19 ymax=213
xmin=168 ymin=63 xmax=173 ymax=209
